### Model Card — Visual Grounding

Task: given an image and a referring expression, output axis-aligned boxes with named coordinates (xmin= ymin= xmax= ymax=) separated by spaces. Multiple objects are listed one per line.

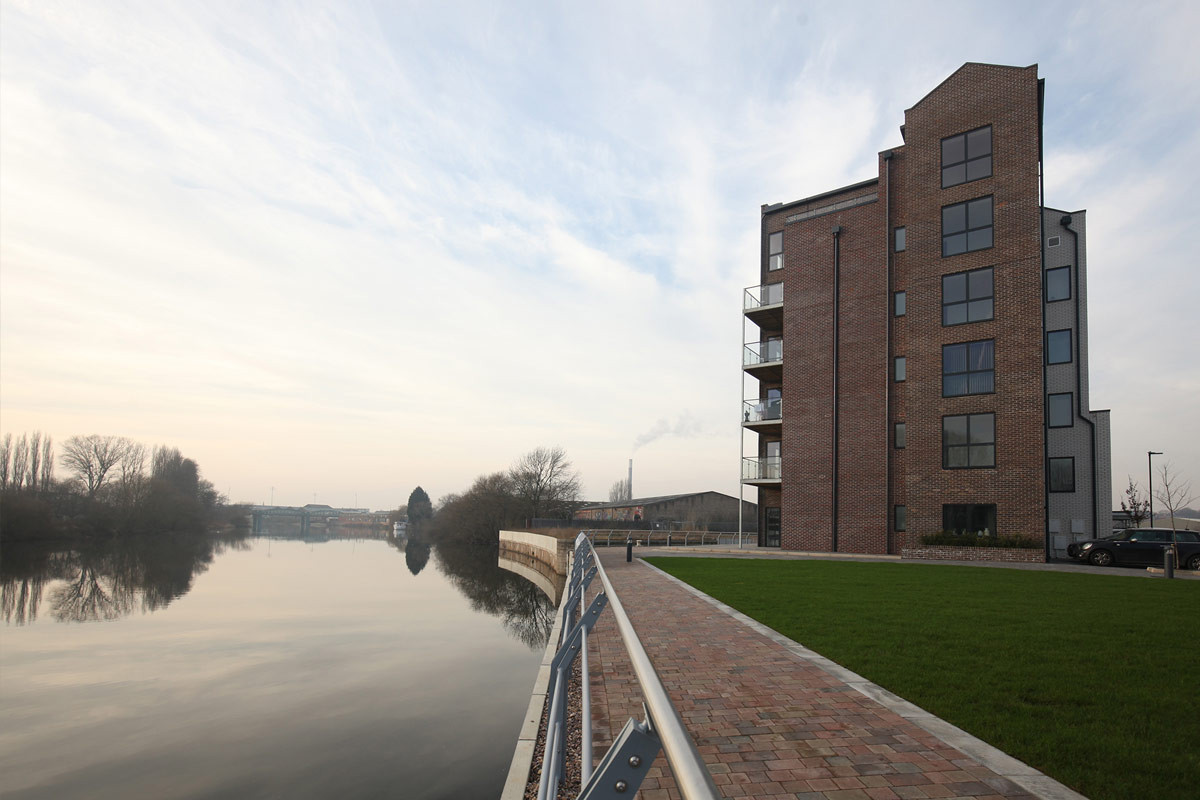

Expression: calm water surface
xmin=0 ymin=532 xmax=553 ymax=799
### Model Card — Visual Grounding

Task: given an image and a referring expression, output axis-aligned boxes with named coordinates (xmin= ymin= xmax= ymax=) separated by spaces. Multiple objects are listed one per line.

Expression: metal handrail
xmin=537 ymin=534 xmax=721 ymax=800
xmin=580 ymin=530 xmax=741 ymax=547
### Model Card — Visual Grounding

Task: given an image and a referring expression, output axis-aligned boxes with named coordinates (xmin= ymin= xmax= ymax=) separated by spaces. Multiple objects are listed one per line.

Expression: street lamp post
xmin=1148 ymin=451 xmax=1163 ymax=526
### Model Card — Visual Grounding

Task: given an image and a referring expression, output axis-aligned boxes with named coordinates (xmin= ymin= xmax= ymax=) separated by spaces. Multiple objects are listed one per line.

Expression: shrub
xmin=919 ymin=530 xmax=1041 ymax=549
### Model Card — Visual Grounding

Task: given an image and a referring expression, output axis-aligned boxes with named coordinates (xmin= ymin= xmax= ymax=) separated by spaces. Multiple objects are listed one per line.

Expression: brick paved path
xmin=585 ymin=551 xmax=1046 ymax=800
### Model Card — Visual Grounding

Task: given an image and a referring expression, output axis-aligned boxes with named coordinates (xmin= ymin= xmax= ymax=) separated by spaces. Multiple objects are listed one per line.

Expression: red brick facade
xmin=748 ymin=64 xmax=1048 ymax=557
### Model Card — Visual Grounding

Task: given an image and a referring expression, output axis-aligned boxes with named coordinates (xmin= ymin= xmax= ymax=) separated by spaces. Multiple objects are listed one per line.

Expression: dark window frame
xmin=941 ymin=125 xmax=993 ymax=188
xmin=895 ymin=422 xmax=906 ymax=449
xmin=942 ymin=266 xmax=994 ymax=326
xmin=1047 ymin=329 xmax=1072 ymax=364
xmin=942 ymin=339 xmax=995 ymax=397
xmin=1047 ymin=392 xmax=1073 ymax=428
xmin=942 ymin=196 xmax=994 ymax=257
xmin=942 ymin=412 xmax=996 ymax=469
xmin=942 ymin=503 xmax=998 ymax=536
xmin=1049 ymin=457 xmax=1076 ymax=493
xmin=768 ymin=231 xmax=783 ymax=272
xmin=895 ymin=505 xmax=907 ymax=532
xmin=1045 ymin=266 xmax=1071 ymax=302
xmin=894 ymin=290 xmax=906 ymax=317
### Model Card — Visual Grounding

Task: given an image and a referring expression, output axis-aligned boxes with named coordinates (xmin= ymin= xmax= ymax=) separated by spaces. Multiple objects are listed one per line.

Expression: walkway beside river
xmin=584 ymin=549 xmax=1084 ymax=800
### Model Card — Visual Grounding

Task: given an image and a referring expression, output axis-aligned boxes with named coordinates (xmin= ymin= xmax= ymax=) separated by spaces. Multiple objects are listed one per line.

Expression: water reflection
xmin=2 ymin=532 xmax=250 ymax=625
xmin=3 ymin=529 xmax=554 ymax=651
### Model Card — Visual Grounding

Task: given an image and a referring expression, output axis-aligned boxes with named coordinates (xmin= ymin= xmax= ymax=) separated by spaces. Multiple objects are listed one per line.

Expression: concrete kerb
xmin=638 ymin=557 xmax=1090 ymax=800
xmin=500 ymin=556 xmax=572 ymax=800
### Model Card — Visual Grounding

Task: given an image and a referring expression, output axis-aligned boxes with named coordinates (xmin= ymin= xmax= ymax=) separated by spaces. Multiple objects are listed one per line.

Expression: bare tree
xmin=1120 ymin=476 xmax=1150 ymax=528
xmin=26 ymin=432 xmax=42 ymax=493
xmin=11 ymin=434 xmax=29 ymax=493
xmin=116 ymin=442 xmax=148 ymax=508
xmin=61 ymin=435 xmax=134 ymax=499
xmin=0 ymin=433 xmax=11 ymax=491
xmin=1154 ymin=463 xmax=1198 ymax=532
xmin=40 ymin=436 xmax=53 ymax=492
xmin=509 ymin=446 xmax=581 ymax=520
xmin=609 ymin=478 xmax=631 ymax=503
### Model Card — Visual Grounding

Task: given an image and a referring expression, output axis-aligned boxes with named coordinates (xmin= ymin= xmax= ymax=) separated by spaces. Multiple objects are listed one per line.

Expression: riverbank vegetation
xmin=0 ymin=431 xmax=247 ymax=542
xmin=403 ymin=446 xmax=581 ymax=548
xmin=645 ymin=557 xmax=1199 ymax=800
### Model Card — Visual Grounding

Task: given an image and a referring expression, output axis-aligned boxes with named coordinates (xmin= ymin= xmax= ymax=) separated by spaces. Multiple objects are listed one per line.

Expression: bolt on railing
xmin=537 ymin=533 xmax=721 ymax=800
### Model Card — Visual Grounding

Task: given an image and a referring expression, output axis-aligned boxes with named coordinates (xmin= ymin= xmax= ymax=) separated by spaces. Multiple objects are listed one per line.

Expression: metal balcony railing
xmin=582 ymin=530 xmax=740 ymax=547
xmin=743 ymin=397 xmax=782 ymax=424
xmin=743 ymin=282 xmax=783 ymax=310
xmin=743 ymin=339 xmax=782 ymax=367
xmin=742 ymin=456 xmax=781 ymax=481
xmin=538 ymin=533 xmax=721 ymax=800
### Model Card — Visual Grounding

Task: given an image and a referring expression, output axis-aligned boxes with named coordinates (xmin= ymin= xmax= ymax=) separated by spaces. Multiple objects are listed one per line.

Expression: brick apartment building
xmin=740 ymin=63 xmax=1111 ymax=558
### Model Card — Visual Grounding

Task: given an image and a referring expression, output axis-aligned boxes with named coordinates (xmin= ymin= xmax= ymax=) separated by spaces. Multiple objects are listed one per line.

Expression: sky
xmin=2 ymin=0 xmax=1198 ymax=512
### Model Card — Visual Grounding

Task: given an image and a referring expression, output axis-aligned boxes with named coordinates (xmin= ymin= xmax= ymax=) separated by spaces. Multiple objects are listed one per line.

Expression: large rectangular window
xmin=942 ymin=267 xmax=993 ymax=325
xmin=942 ymin=126 xmax=992 ymax=188
xmin=768 ymin=231 xmax=783 ymax=271
xmin=895 ymin=505 xmax=907 ymax=532
xmin=894 ymin=290 xmax=906 ymax=317
xmin=943 ymin=340 xmax=995 ymax=396
xmin=943 ymin=413 xmax=995 ymax=468
xmin=943 ymin=503 xmax=997 ymax=536
xmin=1046 ymin=266 xmax=1071 ymax=302
xmin=942 ymin=196 xmax=993 ymax=256
xmin=895 ymin=356 xmax=906 ymax=382
xmin=1047 ymin=329 xmax=1072 ymax=364
xmin=1048 ymin=392 xmax=1073 ymax=428
xmin=763 ymin=507 xmax=781 ymax=548
xmin=894 ymin=226 xmax=907 ymax=252
xmin=1049 ymin=457 xmax=1075 ymax=492
xmin=895 ymin=422 xmax=906 ymax=449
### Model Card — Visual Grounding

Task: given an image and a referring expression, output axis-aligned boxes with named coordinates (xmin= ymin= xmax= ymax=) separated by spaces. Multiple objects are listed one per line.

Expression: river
xmin=0 ymin=529 xmax=553 ymax=799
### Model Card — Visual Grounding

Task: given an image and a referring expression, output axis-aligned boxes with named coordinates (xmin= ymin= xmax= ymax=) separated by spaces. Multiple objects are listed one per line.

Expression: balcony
xmin=744 ymin=282 xmax=783 ymax=330
xmin=743 ymin=397 xmax=782 ymax=434
xmin=743 ymin=339 xmax=782 ymax=382
xmin=741 ymin=456 xmax=781 ymax=486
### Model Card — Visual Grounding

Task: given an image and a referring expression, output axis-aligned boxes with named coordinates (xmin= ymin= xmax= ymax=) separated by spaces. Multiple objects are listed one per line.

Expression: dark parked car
xmin=1067 ymin=528 xmax=1200 ymax=569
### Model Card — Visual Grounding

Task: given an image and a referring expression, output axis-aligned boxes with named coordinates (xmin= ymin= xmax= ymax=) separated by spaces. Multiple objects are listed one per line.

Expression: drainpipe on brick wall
xmin=1038 ymin=78 xmax=1050 ymax=563
xmin=883 ymin=151 xmax=894 ymax=555
xmin=1061 ymin=215 xmax=1099 ymax=538
xmin=831 ymin=225 xmax=842 ymax=552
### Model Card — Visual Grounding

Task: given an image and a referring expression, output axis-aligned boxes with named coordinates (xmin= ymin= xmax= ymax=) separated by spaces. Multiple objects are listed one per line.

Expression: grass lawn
xmin=644 ymin=557 xmax=1199 ymax=800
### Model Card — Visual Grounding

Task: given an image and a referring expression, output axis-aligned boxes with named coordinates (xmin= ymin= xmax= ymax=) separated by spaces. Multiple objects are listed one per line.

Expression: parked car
xmin=1067 ymin=528 xmax=1200 ymax=569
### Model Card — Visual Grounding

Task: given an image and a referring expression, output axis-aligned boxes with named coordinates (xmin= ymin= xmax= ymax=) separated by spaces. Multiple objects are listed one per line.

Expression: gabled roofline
xmin=906 ymin=62 xmax=1038 ymax=113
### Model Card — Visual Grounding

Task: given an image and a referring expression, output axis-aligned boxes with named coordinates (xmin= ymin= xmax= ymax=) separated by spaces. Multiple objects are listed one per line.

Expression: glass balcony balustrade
xmin=743 ymin=282 xmax=784 ymax=310
xmin=743 ymin=397 xmax=782 ymax=424
xmin=743 ymin=339 xmax=783 ymax=367
xmin=741 ymin=456 xmax=782 ymax=482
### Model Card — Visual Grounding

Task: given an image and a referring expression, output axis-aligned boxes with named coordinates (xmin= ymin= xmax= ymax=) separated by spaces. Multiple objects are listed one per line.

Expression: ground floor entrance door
xmin=761 ymin=506 xmax=781 ymax=547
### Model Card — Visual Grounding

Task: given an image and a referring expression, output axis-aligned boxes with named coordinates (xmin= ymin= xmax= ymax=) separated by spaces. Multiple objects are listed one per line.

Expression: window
xmin=942 ymin=340 xmax=994 ymax=396
xmin=894 ymin=291 xmax=906 ymax=317
xmin=943 ymin=413 xmax=995 ymax=468
xmin=895 ymin=422 xmax=906 ymax=449
xmin=942 ymin=197 xmax=993 ymax=256
xmin=1049 ymin=457 xmax=1075 ymax=492
xmin=1047 ymin=330 xmax=1072 ymax=364
xmin=942 ymin=126 xmax=992 ymax=188
xmin=943 ymin=504 xmax=997 ymax=536
xmin=894 ymin=356 xmax=906 ymax=382
xmin=895 ymin=505 xmax=907 ymax=532
xmin=894 ymin=227 xmax=907 ymax=252
xmin=1046 ymin=266 xmax=1071 ymax=302
xmin=942 ymin=267 xmax=993 ymax=325
xmin=768 ymin=231 xmax=783 ymax=271
xmin=1047 ymin=393 xmax=1073 ymax=428
xmin=763 ymin=507 xmax=781 ymax=548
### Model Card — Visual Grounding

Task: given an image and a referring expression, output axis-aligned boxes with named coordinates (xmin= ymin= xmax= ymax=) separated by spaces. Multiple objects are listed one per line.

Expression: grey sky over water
xmin=2 ymin=1 xmax=1197 ymax=509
